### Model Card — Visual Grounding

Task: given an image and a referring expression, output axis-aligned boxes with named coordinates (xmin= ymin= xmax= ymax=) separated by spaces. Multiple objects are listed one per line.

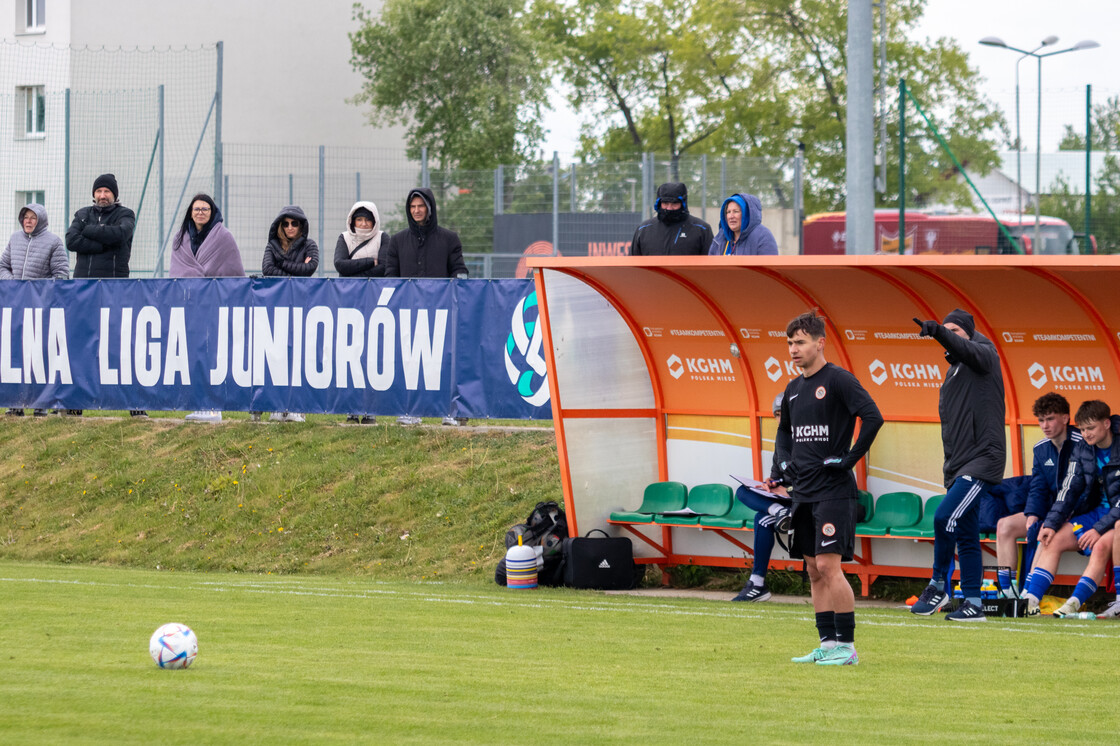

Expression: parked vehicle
xmin=802 ymin=210 xmax=1095 ymax=255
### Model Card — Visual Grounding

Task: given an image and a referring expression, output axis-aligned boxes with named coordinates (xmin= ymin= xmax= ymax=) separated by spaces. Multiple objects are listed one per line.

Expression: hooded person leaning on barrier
xmin=333 ymin=201 xmax=388 ymax=278
xmin=262 ymin=204 xmax=318 ymax=277
xmin=384 ymin=187 xmax=468 ymax=279
xmin=709 ymin=192 xmax=778 ymax=256
xmin=1 ymin=203 xmax=68 ymax=281
xmin=629 ymin=182 xmax=713 ymax=256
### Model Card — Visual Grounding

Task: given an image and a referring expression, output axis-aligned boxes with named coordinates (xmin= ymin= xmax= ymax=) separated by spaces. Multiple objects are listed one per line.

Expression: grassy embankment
xmin=0 ymin=413 xmax=561 ymax=581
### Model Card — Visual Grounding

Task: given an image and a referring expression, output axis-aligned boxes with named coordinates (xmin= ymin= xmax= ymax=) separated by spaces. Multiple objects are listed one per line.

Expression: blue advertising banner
xmin=0 ymin=278 xmax=552 ymax=419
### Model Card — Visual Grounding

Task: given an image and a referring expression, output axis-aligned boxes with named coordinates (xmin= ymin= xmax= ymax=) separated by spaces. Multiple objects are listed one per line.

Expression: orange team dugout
xmin=528 ymin=254 xmax=1120 ymax=594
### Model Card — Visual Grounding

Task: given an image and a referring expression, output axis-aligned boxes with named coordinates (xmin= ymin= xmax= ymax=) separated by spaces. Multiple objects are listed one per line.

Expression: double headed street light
xmin=980 ymin=36 xmax=1100 ymax=253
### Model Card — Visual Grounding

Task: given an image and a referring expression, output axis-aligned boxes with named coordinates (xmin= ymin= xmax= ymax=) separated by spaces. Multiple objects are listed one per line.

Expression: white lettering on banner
xmin=1 ymin=307 xmax=72 ymax=384
xmin=98 ymin=306 xmax=191 ymax=387
xmin=1050 ymin=365 xmax=1104 ymax=383
xmin=206 ymin=297 xmax=447 ymax=391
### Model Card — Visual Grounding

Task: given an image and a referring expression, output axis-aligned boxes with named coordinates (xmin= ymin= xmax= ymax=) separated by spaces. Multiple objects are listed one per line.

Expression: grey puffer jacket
xmin=0 ymin=204 xmax=69 ymax=280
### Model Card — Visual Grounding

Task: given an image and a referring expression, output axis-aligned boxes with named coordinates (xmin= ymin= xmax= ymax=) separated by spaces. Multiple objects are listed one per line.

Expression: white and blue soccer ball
xmin=149 ymin=623 xmax=198 ymax=669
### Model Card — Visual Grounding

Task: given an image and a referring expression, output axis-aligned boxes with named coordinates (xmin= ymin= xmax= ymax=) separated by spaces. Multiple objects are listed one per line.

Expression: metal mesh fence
xmin=0 ymin=40 xmax=218 ymax=275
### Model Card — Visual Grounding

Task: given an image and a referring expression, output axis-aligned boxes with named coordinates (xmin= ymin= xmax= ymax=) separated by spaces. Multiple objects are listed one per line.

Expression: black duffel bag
xmin=561 ymin=529 xmax=638 ymax=590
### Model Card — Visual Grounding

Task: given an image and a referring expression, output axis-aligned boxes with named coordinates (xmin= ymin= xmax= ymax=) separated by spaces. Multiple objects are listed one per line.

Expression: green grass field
xmin=3 ymin=562 xmax=1118 ymax=745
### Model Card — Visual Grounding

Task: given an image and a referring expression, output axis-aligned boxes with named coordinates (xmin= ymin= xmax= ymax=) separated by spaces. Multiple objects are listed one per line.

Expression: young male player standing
xmin=910 ymin=309 xmax=1006 ymax=621
xmin=768 ymin=311 xmax=883 ymax=666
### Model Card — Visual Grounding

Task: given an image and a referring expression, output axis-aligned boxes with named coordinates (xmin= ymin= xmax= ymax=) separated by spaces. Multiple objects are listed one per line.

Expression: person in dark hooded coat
xmin=384 ymin=188 xmax=468 ymax=279
xmin=263 ymin=205 xmax=318 ymax=277
xmin=629 ymin=182 xmax=713 ymax=256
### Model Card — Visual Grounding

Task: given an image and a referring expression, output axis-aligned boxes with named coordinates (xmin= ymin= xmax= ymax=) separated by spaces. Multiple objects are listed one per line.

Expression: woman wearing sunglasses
xmin=256 ymin=205 xmax=319 ymax=423
xmin=171 ymin=193 xmax=245 ymax=423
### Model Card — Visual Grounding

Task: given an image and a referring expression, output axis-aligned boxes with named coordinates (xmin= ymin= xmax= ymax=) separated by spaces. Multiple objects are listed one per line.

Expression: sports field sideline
xmin=2 ymin=563 xmax=1117 ymax=744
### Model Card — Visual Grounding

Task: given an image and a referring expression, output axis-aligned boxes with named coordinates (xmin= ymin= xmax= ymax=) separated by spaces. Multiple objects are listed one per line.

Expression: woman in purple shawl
xmin=171 ymin=193 xmax=245 ymax=423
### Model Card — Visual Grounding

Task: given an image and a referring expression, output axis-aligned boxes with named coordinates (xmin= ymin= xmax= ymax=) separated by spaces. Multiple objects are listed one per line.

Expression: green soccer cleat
xmin=791 ymin=647 xmax=829 ymax=663
xmin=815 ymin=644 xmax=859 ymax=666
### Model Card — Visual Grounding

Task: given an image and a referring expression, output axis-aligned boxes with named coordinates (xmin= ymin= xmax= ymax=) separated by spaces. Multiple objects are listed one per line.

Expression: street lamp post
xmin=980 ymin=36 xmax=1100 ymax=252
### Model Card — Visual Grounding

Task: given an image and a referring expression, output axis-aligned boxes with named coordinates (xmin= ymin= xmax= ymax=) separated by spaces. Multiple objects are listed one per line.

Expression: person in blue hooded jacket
xmin=708 ymin=193 xmax=778 ymax=255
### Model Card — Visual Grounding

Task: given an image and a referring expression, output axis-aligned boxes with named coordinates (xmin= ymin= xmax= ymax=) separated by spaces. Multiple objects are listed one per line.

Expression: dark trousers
xmin=932 ymin=476 xmax=994 ymax=599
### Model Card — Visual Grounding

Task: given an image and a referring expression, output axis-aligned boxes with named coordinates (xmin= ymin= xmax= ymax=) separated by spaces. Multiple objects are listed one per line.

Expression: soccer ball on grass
xmin=149 ymin=623 xmax=198 ymax=669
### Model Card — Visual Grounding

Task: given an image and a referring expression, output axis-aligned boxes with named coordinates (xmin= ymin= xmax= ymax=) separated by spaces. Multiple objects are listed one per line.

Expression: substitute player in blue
xmin=995 ymin=392 xmax=1081 ymax=597
xmin=770 ymin=311 xmax=882 ymax=665
xmin=1023 ymin=399 xmax=1118 ymax=616
xmin=910 ymin=309 xmax=1006 ymax=621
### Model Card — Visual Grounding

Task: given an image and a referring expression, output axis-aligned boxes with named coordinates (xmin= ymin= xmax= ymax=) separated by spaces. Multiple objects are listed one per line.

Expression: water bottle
xmin=1077 ymin=611 xmax=1097 ymax=620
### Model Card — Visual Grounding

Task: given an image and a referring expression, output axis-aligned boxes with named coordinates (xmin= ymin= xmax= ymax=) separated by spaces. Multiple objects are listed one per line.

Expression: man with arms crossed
xmin=768 ymin=311 xmax=883 ymax=666
xmin=995 ymin=393 xmax=1080 ymax=598
xmin=910 ymin=309 xmax=1006 ymax=621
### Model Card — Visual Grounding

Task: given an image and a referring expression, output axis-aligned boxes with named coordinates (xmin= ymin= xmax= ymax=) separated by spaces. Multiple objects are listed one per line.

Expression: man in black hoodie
xmin=386 ymin=188 xmax=468 ymax=426
xmin=910 ymin=309 xmax=1006 ymax=621
xmin=629 ymin=182 xmax=713 ymax=256
xmin=385 ymin=188 xmax=468 ymax=279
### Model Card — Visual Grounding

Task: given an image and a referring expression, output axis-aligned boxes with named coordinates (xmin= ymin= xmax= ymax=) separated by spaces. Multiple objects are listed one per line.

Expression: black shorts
xmin=789 ymin=498 xmax=857 ymax=562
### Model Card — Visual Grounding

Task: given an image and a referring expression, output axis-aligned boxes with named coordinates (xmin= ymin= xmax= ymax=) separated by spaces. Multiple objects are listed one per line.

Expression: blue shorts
xmin=1071 ymin=505 xmax=1110 ymax=556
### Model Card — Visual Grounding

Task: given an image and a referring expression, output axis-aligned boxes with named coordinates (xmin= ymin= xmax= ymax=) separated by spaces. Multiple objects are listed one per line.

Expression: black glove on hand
xmin=913 ymin=317 xmax=938 ymax=338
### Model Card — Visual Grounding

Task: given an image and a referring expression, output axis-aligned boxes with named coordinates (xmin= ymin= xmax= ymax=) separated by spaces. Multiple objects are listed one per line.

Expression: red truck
xmin=802 ymin=210 xmax=1095 ymax=255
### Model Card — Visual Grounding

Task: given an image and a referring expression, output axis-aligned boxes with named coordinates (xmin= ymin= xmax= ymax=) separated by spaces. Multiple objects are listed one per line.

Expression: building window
xmin=24 ymin=0 xmax=46 ymax=31
xmin=19 ymin=191 xmax=46 ymax=207
xmin=19 ymin=86 xmax=46 ymax=137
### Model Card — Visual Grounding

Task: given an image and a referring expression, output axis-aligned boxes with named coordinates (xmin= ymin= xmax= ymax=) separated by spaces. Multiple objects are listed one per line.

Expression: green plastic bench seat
xmin=609 ymin=481 xmax=687 ymax=523
xmin=699 ymin=495 xmax=754 ymax=528
xmin=856 ymin=491 xmax=922 ymax=536
xmin=891 ymin=495 xmax=944 ymax=538
xmin=655 ymin=483 xmax=733 ymax=525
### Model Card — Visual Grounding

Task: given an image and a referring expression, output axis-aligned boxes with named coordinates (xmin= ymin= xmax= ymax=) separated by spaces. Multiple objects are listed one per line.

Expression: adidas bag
xmin=561 ymin=529 xmax=636 ymax=590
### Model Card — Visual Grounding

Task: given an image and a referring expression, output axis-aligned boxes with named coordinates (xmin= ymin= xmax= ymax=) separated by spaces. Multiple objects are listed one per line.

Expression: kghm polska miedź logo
xmin=505 ymin=290 xmax=550 ymax=407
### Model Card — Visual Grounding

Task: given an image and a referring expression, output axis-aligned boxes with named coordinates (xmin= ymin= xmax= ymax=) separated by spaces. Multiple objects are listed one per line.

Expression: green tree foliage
xmin=1058 ymin=96 xmax=1120 ymax=152
xmin=532 ymin=0 xmax=1005 ymax=212
xmin=349 ymin=0 xmax=548 ymax=170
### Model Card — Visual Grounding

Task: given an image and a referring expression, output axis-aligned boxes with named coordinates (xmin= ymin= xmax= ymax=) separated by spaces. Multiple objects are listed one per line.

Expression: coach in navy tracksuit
xmin=628 ymin=183 xmax=713 ymax=256
xmin=911 ymin=309 xmax=1006 ymax=621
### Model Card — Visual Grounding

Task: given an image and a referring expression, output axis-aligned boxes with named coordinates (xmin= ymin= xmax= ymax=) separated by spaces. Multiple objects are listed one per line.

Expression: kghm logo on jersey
xmin=504 ymin=290 xmax=550 ymax=407
xmin=795 ymin=424 xmax=829 ymax=443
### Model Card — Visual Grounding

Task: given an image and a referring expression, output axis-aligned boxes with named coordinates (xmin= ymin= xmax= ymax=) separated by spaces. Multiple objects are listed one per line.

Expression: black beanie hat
xmin=93 ymin=173 xmax=118 ymax=200
xmin=942 ymin=308 xmax=975 ymax=339
xmin=352 ymin=206 xmax=374 ymax=225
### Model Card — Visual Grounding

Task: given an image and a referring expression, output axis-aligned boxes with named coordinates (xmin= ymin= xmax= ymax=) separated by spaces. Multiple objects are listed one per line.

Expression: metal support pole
xmin=551 ymin=151 xmax=559 ymax=256
xmin=570 ymin=163 xmax=576 ymax=212
xmin=223 ymin=174 xmax=229 ymax=227
xmin=1085 ymin=83 xmax=1092 ymax=251
xmin=876 ymin=0 xmax=887 ymax=193
xmin=64 ymin=88 xmax=70 ymax=226
xmin=214 ymin=41 xmax=223 ymax=206
xmin=794 ymin=143 xmax=805 ymax=253
xmin=720 ymin=156 xmax=727 ymax=204
xmin=158 ymin=84 xmax=165 ymax=276
xmin=701 ymin=154 xmax=708 ymax=222
xmin=846 ymin=0 xmax=874 ymax=254
xmin=494 ymin=165 xmax=503 ymax=216
xmin=899 ymin=79 xmax=906 ymax=253
xmin=356 ymin=171 xmax=361 ymax=202
xmin=1035 ymin=57 xmax=1043 ymax=251
xmin=421 ymin=147 xmax=430 ymax=189
xmin=318 ymin=145 xmax=325 ymax=276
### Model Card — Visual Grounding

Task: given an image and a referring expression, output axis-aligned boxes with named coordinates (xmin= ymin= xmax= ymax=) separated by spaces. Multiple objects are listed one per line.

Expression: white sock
xmin=821 ymin=640 xmax=838 ymax=650
xmin=767 ymin=503 xmax=785 ymax=516
xmin=750 ymin=574 xmax=765 ymax=587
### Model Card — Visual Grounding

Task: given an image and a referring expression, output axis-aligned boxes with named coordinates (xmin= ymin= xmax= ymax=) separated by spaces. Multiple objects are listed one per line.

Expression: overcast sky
xmin=540 ymin=0 xmax=1116 ymax=159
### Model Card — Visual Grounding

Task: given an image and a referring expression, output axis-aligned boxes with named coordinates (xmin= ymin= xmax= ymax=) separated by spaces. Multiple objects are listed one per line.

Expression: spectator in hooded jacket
xmin=65 ymin=174 xmax=144 ymax=417
xmin=257 ymin=205 xmax=318 ymax=423
xmin=334 ymin=200 xmax=388 ymax=425
xmin=2 ymin=203 xmax=68 ymax=416
xmin=171 ymin=193 xmax=245 ymax=424
xmin=386 ymin=188 xmax=469 ymax=426
xmin=384 ymin=188 xmax=468 ymax=280
xmin=629 ymin=182 xmax=713 ymax=256
xmin=708 ymin=193 xmax=778 ymax=256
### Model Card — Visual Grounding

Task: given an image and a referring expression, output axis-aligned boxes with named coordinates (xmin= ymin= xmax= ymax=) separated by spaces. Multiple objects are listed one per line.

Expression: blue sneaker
xmin=911 ymin=584 xmax=949 ymax=615
xmin=815 ymin=644 xmax=859 ymax=666
xmin=732 ymin=583 xmax=771 ymax=602
xmin=945 ymin=599 xmax=987 ymax=622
